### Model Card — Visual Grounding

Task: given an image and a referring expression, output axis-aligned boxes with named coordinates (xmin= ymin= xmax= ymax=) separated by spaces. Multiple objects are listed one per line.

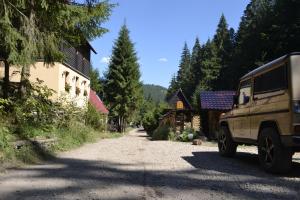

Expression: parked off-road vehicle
xmin=218 ymin=52 xmax=300 ymax=173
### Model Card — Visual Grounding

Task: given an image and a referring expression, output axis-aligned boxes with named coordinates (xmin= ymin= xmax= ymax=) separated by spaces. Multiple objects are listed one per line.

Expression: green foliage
xmin=0 ymin=82 xmax=116 ymax=167
xmin=179 ymin=128 xmax=197 ymax=142
xmin=142 ymin=84 xmax=167 ymax=103
xmin=152 ymin=125 xmax=174 ymax=141
xmin=0 ymin=0 xmax=114 ymax=98
xmin=176 ymin=43 xmax=192 ymax=99
xmin=13 ymin=80 xmax=56 ymax=131
xmin=168 ymin=131 xmax=176 ymax=141
xmin=90 ymin=67 xmax=103 ymax=94
xmin=190 ymin=37 xmax=203 ymax=94
xmin=85 ymin=103 xmax=106 ymax=132
xmin=213 ymin=14 xmax=235 ymax=90
xmin=52 ymin=121 xmax=121 ymax=152
xmin=141 ymin=101 xmax=167 ymax=136
xmin=229 ymin=0 xmax=300 ymax=89
xmin=0 ymin=126 xmax=10 ymax=150
xmin=166 ymin=74 xmax=179 ymax=101
xmin=104 ymin=24 xmax=143 ymax=132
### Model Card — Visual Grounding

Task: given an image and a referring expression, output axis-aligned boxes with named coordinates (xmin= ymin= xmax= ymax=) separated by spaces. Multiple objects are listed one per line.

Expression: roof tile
xmin=200 ymin=91 xmax=235 ymax=110
xmin=89 ymin=89 xmax=109 ymax=114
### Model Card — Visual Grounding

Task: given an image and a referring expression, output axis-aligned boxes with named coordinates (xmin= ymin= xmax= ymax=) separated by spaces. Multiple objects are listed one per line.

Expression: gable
xmin=168 ymin=89 xmax=192 ymax=110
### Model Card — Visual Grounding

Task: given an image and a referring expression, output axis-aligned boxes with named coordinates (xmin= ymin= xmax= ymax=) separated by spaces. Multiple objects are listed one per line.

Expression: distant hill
xmin=143 ymin=84 xmax=167 ymax=103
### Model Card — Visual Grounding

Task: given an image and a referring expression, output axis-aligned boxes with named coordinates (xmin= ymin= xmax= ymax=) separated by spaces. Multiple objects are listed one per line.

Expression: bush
xmin=85 ymin=103 xmax=106 ymax=132
xmin=179 ymin=128 xmax=197 ymax=142
xmin=0 ymin=126 xmax=10 ymax=150
xmin=142 ymin=102 xmax=168 ymax=136
xmin=0 ymin=80 xmax=119 ymax=167
xmin=152 ymin=125 xmax=174 ymax=140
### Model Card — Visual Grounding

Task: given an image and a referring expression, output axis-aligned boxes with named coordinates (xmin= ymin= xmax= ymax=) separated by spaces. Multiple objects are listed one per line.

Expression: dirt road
xmin=1 ymin=129 xmax=300 ymax=200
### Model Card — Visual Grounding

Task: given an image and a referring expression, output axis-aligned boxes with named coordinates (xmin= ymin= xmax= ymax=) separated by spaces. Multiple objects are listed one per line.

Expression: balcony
xmin=60 ymin=43 xmax=90 ymax=78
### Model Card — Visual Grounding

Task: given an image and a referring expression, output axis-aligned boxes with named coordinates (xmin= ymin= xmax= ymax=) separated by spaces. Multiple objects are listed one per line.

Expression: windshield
xmin=291 ymin=55 xmax=300 ymax=100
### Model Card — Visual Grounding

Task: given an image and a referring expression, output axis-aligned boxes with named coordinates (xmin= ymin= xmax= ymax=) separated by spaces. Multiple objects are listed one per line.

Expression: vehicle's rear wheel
xmin=258 ymin=128 xmax=292 ymax=173
xmin=218 ymin=126 xmax=237 ymax=157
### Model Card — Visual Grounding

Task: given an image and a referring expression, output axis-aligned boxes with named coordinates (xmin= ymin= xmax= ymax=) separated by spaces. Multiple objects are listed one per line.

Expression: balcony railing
xmin=60 ymin=44 xmax=90 ymax=78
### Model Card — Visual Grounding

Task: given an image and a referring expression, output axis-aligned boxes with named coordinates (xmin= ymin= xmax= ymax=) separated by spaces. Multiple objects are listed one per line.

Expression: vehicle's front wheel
xmin=218 ymin=126 xmax=237 ymax=157
xmin=258 ymin=128 xmax=292 ymax=173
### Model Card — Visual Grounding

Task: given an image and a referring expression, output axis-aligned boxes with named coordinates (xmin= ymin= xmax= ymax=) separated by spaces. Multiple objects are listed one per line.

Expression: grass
xmin=51 ymin=121 xmax=122 ymax=152
xmin=0 ymin=121 xmax=123 ymax=171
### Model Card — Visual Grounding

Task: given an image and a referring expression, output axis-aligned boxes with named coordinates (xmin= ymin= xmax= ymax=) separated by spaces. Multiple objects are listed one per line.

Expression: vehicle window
xmin=254 ymin=64 xmax=287 ymax=94
xmin=239 ymin=80 xmax=251 ymax=105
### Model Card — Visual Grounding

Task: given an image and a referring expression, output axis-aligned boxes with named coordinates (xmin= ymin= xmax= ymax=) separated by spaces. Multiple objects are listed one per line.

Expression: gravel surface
xmin=1 ymin=129 xmax=300 ymax=200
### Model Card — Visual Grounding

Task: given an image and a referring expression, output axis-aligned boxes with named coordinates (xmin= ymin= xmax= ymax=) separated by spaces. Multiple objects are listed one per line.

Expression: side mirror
xmin=244 ymin=96 xmax=250 ymax=104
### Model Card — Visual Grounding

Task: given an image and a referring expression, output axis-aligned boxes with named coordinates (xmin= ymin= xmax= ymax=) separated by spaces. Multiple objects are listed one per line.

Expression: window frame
xmin=238 ymin=79 xmax=252 ymax=106
xmin=253 ymin=64 xmax=288 ymax=96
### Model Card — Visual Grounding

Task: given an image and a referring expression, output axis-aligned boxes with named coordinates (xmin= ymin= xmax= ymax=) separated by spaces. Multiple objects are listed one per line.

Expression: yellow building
xmin=0 ymin=42 xmax=95 ymax=108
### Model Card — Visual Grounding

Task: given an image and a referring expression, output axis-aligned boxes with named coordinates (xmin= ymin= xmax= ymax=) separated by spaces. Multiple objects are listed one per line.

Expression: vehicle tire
xmin=218 ymin=126 xmax=237 ymax=157
xmin=258 ymin=128 xmax=293 ymax=173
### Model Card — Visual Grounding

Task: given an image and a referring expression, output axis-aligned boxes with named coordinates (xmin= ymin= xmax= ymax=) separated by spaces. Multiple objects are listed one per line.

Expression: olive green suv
xmin=218 ymin=52 xmax=300 ymax=173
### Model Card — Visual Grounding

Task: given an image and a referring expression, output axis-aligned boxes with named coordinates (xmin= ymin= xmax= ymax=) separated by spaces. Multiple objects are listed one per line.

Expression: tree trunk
xmin=3 ymin=60 xmax=10 ymax=99
xmin=118 ymin=116 xmax=122 ymax=133
xmin=19 ymin=65 xmax=30 ymax=98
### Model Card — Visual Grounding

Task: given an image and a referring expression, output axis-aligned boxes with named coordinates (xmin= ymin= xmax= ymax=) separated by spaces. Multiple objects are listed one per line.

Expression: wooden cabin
xmin=199 ymin=91 xmax=235 ymax=139
xmin=160 ymin=89 xmax=200 ymax=134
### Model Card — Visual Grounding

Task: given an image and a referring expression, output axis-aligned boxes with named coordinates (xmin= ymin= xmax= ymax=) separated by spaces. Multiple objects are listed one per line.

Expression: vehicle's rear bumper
xmin=281 ymin=135 xmax=300 ymax=147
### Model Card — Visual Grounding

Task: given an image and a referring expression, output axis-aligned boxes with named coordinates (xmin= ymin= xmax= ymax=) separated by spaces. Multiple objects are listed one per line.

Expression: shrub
xmin=0 ymin=126 xmax=10 ymax=150
xmin=0 ymin=80 xmax=115 ymax=167
xmin=179 ymin=128 xmax=197 ymax=142
xmin=152 ymin=125 xmax=174 ymax=140
xmin=168 ymin=130 xmax=176 ymax=141
xmin=142 ymin=102 xmax=168 ymax=136
xmin=85 ymin=103 xmax=106 ymax=131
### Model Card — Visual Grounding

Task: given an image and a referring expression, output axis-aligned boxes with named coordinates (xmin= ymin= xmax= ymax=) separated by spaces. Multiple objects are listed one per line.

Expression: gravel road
xmin=1 ymin=129 xmax=300 ymax=200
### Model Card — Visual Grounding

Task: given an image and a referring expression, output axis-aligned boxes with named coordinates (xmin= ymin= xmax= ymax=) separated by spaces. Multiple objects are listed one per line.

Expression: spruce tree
xmin=201 ymin=40 xmax=221 ymax=91
xmin=90 ymin=67 xmax=102 ymax=95
xmin=166 ymin=74 xmax=178 ymax=101
xmin=231 ymin=0 xmax=274 ymax=87
xmin=176 ymin=42 xmax=192 ymax=99
xmin=190 ymin=37 xmax=203 ymax=96
xmin=104 ymin=25 xmax=142 ymax=133
xmin=213 ymin=14 xmax=234 ymax=90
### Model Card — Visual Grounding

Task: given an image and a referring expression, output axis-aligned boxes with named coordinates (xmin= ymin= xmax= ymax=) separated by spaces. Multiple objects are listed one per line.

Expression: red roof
xmin=200 ymin=91 xmax=236 ymax=110
xmin=89 ymin=89 xmax=109 ymax=114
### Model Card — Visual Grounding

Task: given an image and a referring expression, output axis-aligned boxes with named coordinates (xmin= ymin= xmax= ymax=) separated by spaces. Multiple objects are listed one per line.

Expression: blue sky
xmin=90 ymin=0 xmax=250 ymax=88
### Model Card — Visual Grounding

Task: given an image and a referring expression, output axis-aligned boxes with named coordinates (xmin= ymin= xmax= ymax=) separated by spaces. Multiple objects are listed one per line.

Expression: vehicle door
xmin=232 ymin=79 xmax=252 ymax=139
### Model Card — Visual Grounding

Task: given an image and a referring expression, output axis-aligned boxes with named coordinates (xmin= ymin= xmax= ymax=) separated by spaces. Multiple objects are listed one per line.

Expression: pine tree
xmin=104 ymin=24 xmax=142 ymax=133
xmin=190 ymin=37 xmax=203 ymax=95
xmin=176 ymin=42 xmax=192 ymax=99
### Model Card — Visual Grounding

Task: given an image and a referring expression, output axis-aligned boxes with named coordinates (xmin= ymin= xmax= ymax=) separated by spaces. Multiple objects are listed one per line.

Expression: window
xmin=176 ymin=101 xmax=184 ymax=109
xmin=239 ymin=79 xmax=251 ymax=105
xmin=254 ymin=64 xmax=287 ymax=95
xmin=75 ymin=77 xmax=80 ymax=96
xmin=64 ymin=72 xmax=71 ymax=93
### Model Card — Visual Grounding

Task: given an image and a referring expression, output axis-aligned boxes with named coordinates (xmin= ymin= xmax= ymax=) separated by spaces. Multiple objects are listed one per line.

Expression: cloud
xmin=100 ymin=56 xmax=111 ymax=64
xmin=158 ymin=58 xmax=168 ymax=62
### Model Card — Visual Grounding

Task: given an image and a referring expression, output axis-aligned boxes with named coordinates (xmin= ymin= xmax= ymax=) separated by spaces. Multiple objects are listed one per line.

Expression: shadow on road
xmin=183 ymin=151 xmax=300 ymax=177
xmin=1 ymin=151 xmax=300 ymax=200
